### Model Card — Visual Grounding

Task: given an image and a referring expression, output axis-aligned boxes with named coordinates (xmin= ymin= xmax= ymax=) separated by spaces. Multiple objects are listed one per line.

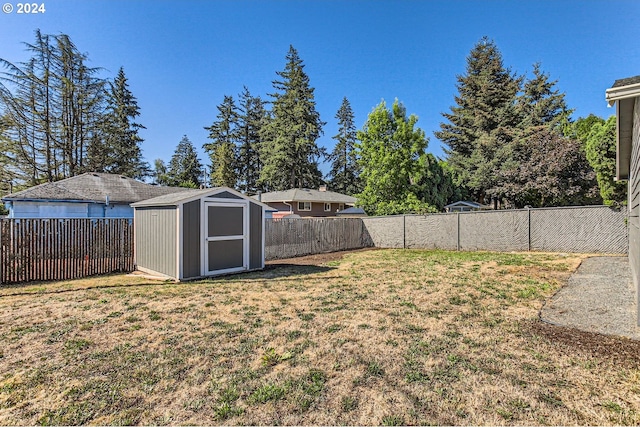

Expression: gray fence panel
xmin=459 ymin=210 xmax=529 ymax=251
xmin=361 ymin=216 xmax=405 ymax=248
xmin=530 ymin=206 xmax=628 ymax=254
xmin=405 ymin=214 xmax=458 ymax=250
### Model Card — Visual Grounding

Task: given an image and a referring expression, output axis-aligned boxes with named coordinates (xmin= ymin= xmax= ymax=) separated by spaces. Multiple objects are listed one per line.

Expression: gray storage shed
xmin=131 ymin=187 xmax=270 ymax=280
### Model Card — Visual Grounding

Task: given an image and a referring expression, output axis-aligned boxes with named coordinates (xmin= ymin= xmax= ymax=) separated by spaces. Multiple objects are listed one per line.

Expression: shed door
xmin=204 ymin=202 xmax=248 ymax=275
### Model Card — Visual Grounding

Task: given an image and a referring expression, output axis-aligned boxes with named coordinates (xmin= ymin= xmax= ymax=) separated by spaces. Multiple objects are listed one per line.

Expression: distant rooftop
xmin=255 ymin=188 xmax=356 ymax=204
xmin=3 ymin=173 xmax=188 ymax=203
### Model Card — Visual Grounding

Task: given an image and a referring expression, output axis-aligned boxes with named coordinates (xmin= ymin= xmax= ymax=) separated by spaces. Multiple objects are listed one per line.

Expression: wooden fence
xmin=265 ymin=217 xmax=374 ymax=260
xmin=0 ymin=218 xmax=134 ymax=284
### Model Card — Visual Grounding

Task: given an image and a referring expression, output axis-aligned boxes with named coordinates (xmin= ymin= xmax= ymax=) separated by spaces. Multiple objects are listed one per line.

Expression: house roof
xmin=444 ymin=201 xmax=484 ymax=209
xmin=2 ymin=173 xmax=188 ymax=204
xmin=132 ymin=187 xmax=273 ymax=210
xmin=336 ymin=207 xmax=367 ymax=216
xmin=606 ymin=75 xmax=640 ymax=106
xmin=606 ymin=75 xmax=640 ymax=180
xmin=254 ymin=188 xmax=357 ymax=204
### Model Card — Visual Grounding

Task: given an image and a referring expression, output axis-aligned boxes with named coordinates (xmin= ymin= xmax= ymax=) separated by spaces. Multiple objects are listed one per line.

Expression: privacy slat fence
xmin=265 ymin=217 xmax=374 ymax=260
xmin=0 ymin=218 xmax=133 ymax=284
xmin=0 ymin=206 xmax=630 ymax=286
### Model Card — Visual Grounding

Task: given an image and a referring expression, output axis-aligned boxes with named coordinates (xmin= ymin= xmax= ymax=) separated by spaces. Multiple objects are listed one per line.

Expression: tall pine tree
xmin=92 ymin=67 xmax=149 ymax=179
xmin=167 ymin=135 xmax=203 ymax=188
xmin=259 ymin=45 xmax=324 ymax=190
xmin=0 ymin=30 xmax=105 ymax=184
xmin=236 ymin=87 xmax=267 ymax=193
xmin=327 ymin=97 xmax=361 ymax=195
xmin=434 ymin=37 xmax=521 ymax=206
xmin=204 ymin=95 xmax=238 ymax=188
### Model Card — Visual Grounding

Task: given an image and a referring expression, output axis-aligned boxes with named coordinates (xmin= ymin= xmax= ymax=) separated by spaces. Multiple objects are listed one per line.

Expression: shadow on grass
xmin=0 ymin=264 xmax=337 ymax=298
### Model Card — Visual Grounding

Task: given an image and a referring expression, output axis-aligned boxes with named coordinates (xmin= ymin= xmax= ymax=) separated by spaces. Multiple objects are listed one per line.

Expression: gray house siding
xmin=135 ymin=206 xmax=177 ymax=278
xmin=630 ymin=97 xmax=640 ymax=322
xmin=250 ymin=202 xmax=263 ymax=269
xmin=182 ymin=200 xmax=201 ymax=279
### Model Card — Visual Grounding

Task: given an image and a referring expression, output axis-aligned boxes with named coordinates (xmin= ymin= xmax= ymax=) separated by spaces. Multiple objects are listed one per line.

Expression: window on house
xmin=338 ymin=203 xmax=345 ymax=211
xmin=298 ymin=202 xmax=311 ymax=211
xmin=324 ymin=203 xmax=331 ymax=212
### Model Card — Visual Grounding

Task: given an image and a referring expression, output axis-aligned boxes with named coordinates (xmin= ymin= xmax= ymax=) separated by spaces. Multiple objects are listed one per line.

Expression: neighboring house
xmin=2 ymin=172 xmax=188 ymax=218
xmin=444 ymin=201 xmax=492 ymax=213
xmin=606 ymin=75 xmax=640 ymax=325
xmin=254 ymin=186 xmax=356 ymax=218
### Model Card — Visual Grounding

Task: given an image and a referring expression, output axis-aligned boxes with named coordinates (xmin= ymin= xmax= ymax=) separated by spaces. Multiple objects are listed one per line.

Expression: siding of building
xmin=250 ymin=202 xmax=263 ymax=269
xmin=135 ymin=206 xmax=177 ymax=278
xmin=182 ymin=200 xmax=201 ymax=279
xmin=630 ymin=97 xmax=640 ymax=323
xmin=265 ymin=201 xmax=345 ymax=217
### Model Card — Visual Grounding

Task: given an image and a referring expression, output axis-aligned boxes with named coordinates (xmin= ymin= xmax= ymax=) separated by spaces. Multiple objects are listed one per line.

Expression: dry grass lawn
xmin=0 ymin=249 xmax=639 ymax=425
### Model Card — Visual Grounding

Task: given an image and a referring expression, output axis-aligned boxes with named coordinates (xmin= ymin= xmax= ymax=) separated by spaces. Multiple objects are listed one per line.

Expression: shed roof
xmin=444 ymin=201 xmax=484 ymax=209
xmin=132 ymin=187 xmax=273 ymax=210
xmin=3 ymin=173 xmax=188 ymax=203
xmin=255 ymin=188 xmax=356 ymax=204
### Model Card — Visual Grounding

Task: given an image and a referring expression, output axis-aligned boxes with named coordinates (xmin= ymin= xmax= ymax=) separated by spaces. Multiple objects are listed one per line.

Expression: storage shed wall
xmin=249 ymin=202 xmax=263 ymax=269
xmin=135 ymin=207 xmax=177 ymax=278
xmin=182 ymin=200 xmax=201 ymax=279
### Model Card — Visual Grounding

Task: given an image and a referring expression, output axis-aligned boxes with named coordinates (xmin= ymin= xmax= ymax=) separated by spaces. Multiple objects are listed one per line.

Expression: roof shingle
xmin=3 ymin=173 xmax=188 ymax=203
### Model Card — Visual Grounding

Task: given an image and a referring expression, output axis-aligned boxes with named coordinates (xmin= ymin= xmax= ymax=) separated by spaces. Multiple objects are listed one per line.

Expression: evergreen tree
xmin=204 ymin=95 xmax=238 ymax=188
xmin=327 ymin=97 xmax=361 ymax=195
xmin=0 ymin=31 xmax=105 ymax=185
xmin=434 ymin=37 xmax=521 ymax=205
xmin=516 ymin=63 xmax=571 ymax=130
xmin=259 ymin=45 xmax=324 ymax=190
xmin=583 ymin=116 xmax=626 ymax=206
xmin=94 ymin=67 xmax=149 ymax=179
xmin=493 ymin=64 xmax=574 ymax=206
xmin=236 ymin=87 xmax=267 ymax=193
xmin=167 ymin=135 xmax=202 ymax=188
xmin=356 ymin=99 xmax=437 ymax=215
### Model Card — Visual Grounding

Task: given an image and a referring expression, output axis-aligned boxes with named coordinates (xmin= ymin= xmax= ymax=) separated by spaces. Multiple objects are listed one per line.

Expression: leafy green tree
xmin=152 ymin=158 xmax=170 ymax=186
xmin=327 ymin=97 xmax=361 ymax=195
xmin=356 ymin=99 xmax=437 ymax=215
xmin=166 ymin=135 xmax=203 ymax=188
xmin=204 ymin=95 xmax=238 ymax=188
xmin=583 ymin=116 xmax=626 ymax=206
xmin=259 ymin=45 xmax=324 ymax=190
xmin=236 ymin=87 xmax=267 ymax=193
xmin=434 ymin=37 xmax=521 ymax=205
xmin=94 ymin=67 xmax=149 ymax=179
xmin=499 ymin=128 xmax=600 ymax=207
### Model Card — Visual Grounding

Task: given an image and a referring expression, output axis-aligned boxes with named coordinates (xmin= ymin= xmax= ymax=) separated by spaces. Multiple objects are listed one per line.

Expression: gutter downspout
xmin=282 ymin=201 xmax=293 ymax=214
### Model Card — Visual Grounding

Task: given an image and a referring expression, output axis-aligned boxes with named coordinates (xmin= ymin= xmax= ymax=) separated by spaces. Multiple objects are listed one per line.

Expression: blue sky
xmin=1 ymin=0 xmax=639 ymax=177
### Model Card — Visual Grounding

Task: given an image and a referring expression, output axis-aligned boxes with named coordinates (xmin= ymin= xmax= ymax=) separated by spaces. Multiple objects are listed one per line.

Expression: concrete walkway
xmin=540 ymin=256 xmax=640 ymax=341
